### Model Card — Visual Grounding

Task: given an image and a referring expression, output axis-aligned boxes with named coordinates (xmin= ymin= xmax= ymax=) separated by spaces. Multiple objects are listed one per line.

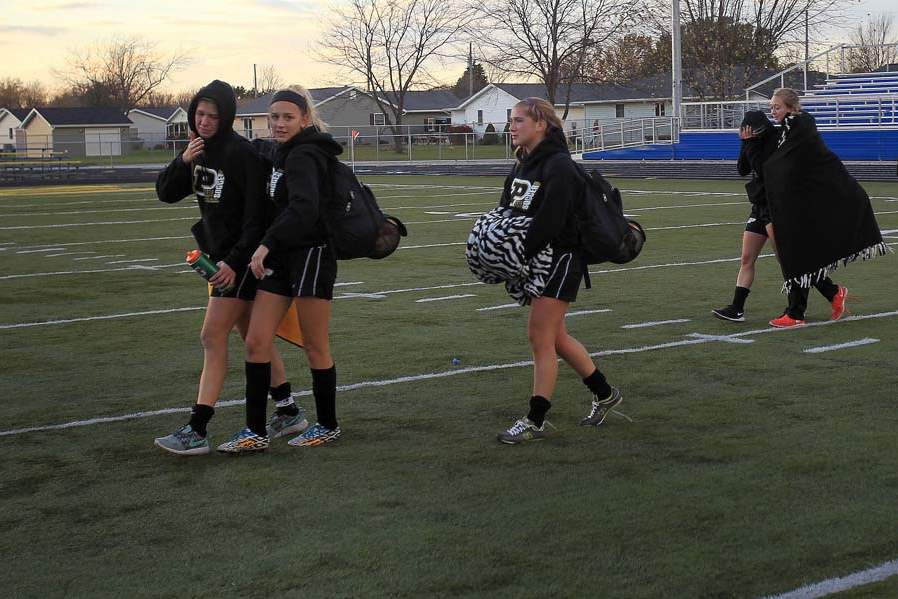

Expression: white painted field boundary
xmin=623 ymin=319 xmax=691 ymax=329
xmin=2 ymin=308 xmax=895 ymax=438
xmin=803 ymin=338 xmax=879 ymax=353
xmin=761 ymin=558 xmax=898 ymax=599
xmin=477 ymin=303 xmax=519 ymax=312
xmin=5 ymin=235 xmax=192 ymax=252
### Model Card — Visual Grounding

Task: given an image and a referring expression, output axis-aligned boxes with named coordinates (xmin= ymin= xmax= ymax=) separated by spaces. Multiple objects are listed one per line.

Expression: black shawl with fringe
xmin=763 ymin=112 xmax=890 ymax=290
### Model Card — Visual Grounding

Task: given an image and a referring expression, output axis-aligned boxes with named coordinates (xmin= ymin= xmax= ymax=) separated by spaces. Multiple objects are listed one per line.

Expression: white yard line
xmin=398 ymin=241 xmax=467 ymax=250
xmin=45 ymin=251 xmax=96 ymax=258
xmin=106 ymin=258 xmax=159 ymax=264
xmin=415 ymin=294 xmax=478 ymax=303
xmin=566 ymin=309 xmax=613 ymax=317
xmin=0 ymin=205 xmax=194 ymax=217
xmin=0 ymin=307 xmax=204 ymax=330
xmin=15 ymin=247 xmax=64 ymax=254
xmin=761 ymin=558 xmax=898 ymax=599
xmin=74 ymin=254 xmax=126 ymax=261
xmin=9 ymin=235 xmax=192 ymax=252
xmin=3 ymin=309 xmax=896 ymax=437
xmin=477 ymin=303 xmax=520 ymax=312
xmin=0 ymin=217 xmax=195 ymax=230
xmin=622 ymin=318 xmax=691 ymax=328
xmin=803 ymin=338 xmax=879 ymax=354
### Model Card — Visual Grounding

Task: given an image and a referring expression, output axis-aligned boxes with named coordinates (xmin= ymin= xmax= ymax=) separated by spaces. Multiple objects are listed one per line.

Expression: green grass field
xmin=1 ymin=175 xmax=897 ymax=598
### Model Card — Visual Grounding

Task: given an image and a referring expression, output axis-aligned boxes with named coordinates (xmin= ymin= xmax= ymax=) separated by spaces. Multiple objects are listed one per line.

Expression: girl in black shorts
xmin=217 ymin=86 xmax=343 ymax=453
xmin=495 ymin=97 xmax=622 ymax=445
xmin=712 ymin=111 xmax=779 ymax=322
xmin=153 ymin=80 xmax=296 ymax=456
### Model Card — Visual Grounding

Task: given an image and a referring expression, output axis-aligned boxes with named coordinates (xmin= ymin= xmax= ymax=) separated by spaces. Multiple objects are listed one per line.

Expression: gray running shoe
xmin=497 ymin=417 xmax=547 ymax=445
xmin=154 ymin=424 xmax=210 ymax=456
xmin=580 ymin=387 xmax=623 ymax=427
xmin=266 ymin=407 xmax=309 ymax=439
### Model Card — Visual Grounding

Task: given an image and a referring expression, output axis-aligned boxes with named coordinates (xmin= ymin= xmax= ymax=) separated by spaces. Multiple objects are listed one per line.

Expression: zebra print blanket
xmin=466 ymin=208 xmax=555 ymax=305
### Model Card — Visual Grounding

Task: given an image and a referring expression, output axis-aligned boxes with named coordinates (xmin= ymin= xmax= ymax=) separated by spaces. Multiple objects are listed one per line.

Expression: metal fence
xmin=5 ymin=118 xmax=679 ymax=166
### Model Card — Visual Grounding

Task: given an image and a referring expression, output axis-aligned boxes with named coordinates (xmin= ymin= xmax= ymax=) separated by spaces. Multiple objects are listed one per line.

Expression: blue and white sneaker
xmin=154 ymin=424 xmax=210 ymax=456
xmin=266 ymin=407 xmax=309 ymax=439
xmin=216 ymin=428 xmax=269 ymax=454
xmin=287 ymin=423 xmax=341 ymax=447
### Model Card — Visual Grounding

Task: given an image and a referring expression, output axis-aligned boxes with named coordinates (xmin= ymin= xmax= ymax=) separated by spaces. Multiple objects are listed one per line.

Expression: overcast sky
xmin=0 ymin=0 xmax=896 ymax=95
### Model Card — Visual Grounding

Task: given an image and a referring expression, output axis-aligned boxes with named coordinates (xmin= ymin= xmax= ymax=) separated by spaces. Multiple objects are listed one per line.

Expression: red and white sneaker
xmin=831 ymin=286 xmax=848 ymax=320
xmin=769 ymin=313 xmax=806 ymax=328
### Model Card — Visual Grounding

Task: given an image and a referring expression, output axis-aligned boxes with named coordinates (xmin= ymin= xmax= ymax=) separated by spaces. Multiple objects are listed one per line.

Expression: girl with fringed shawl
xmin=762 ymin=88 xmax=890 ymax=327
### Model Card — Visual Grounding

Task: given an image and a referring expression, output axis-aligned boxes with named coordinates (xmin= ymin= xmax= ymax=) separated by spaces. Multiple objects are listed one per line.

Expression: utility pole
xmin=468 ymin=43 xmax=474 ymax=98
xmin=671 ymin=0 xmax=682 ymax=120
xmin=253 ymin=64 xmax=258 ymax=98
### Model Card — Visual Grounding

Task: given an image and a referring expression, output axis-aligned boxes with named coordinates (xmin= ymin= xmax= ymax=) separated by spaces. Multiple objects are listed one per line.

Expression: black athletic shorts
xmin=210 ymin=266 xmax=257 ymax=301
xmin=745 ymin=203 xmax=771 ymax=236
xmin=540 ymin=250 xmax=583 ymax=303
xmin=257 ymin=244 xmax=337 ymax=300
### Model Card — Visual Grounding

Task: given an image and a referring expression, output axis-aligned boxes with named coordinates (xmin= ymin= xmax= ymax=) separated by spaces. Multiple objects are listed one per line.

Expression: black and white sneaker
xmin=580 ymin=387 xmax=623 ymax=427
xmin=712 ymin=305 xmax=745 ymax=322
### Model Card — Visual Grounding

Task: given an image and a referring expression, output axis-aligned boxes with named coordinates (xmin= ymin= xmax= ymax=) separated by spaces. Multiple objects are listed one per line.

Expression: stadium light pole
xmin=671 ymin=0 xmax=683 ymax=121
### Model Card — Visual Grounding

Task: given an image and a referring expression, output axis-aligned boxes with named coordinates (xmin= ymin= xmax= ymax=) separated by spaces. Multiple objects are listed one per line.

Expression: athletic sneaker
xmin=216 ymin=428 xmax=269 ymax=454
xmin=497 ymin=417 xmax=547 ymax=444
xmin=831 ymin=286 xmax=848 ymax=320
xmin=712 ymin=304 xmax=745 ymax=322
xmin=580 ymin=387 xmax=623 ymax=427
xmin=769 ymin=313 xmax=805 ymax=328
xmin=287 ymin=423 xmax=341 ymax=447
xmin=266 ymin=407 xmax=309 ymax=439
xmin=154 ymin=424 xmax=210 ymax=456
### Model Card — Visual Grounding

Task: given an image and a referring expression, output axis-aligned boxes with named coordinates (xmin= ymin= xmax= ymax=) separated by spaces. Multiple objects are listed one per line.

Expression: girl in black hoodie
xmin=154 ymin=80 xmax=296 ymax=456
xmin=496 ymin=97 xmax=622 ymax=445
xmin=217 ymin=86 xmax=344 ymax=453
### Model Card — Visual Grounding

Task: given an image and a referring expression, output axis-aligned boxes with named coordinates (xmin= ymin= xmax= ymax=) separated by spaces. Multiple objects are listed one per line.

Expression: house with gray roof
xmin=19 ymin=107 xmax=133 ymax=157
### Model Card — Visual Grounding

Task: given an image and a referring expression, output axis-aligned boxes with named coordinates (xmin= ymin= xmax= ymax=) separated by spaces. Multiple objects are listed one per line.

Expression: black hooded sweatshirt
xmin=736 ymin=111 xmax=779 ymax=206
xmin=499 ymin=126 xmax=580 ymax=259
xmin=260 ymin=125 xmax=343 ymax=254
xmin=155 ymin=79 xmax=267 ymax=270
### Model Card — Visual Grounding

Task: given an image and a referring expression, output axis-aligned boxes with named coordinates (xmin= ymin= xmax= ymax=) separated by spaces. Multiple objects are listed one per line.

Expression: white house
xmin=0 ymin=107 xmax=29 ymax=151
xmin=126 ymin=106 xmax=187 ymax=147
xmin=449 ymin=82 xmax=674 ymax=137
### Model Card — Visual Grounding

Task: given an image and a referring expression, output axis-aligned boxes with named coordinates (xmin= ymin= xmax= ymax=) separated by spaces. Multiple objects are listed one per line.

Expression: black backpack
xmin=572 ymin=163 xmax=645 ymax=266
xmin=323 ymin=157 xmax=408 ymax=260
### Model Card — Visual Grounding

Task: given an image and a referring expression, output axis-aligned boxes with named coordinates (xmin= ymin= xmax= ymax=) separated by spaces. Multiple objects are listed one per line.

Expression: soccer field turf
xmin=1 ymin=176 xmax=897 ymax=598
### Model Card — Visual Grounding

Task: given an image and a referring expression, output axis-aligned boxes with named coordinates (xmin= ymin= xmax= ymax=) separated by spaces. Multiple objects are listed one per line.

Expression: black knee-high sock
xmin=312 ymin=364 xmax=338 ymax=430
xmin=245 ymin=361 xmax=271 ymax=436
xmin=732 ymin=286 xmax=750 ymax=311
xmin=583 ymin=368 xmax=612 ymax=399
xmin=527 ymin=395 xmax=551 ymax=427
xmin=188 ymin=404 xmax=214 ymax=437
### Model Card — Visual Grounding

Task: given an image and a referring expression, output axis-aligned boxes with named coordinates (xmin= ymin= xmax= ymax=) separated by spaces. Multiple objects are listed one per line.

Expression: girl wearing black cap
xmin=495 ymin=97 xmax=622 ymax=445
xmin=154 ymin=80 xmax=300 ymax=456
xmin=217 ymin=86 xmax=344 ymax=453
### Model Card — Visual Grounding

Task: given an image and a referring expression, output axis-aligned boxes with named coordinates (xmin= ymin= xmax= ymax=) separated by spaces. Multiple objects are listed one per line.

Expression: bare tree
xmin=60 ymin=36 xmax=187 ymax=110
xmin=257 ymin=64 xmax=284 ymax=95
xmin=318 ymin=0 xmax=473 ymax=151
xmin=475 ymin=0 xmax=632 ymax=117
xmin=848 ymin=13 xmax=898 ymax=73
xmin=0 ymin=78 xmax=48 ymax=108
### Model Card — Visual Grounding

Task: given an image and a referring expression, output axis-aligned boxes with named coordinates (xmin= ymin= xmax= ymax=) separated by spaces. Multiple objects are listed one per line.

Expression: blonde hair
xmin=773 ymin=87 xmax=802 ymax=112
xmin=272 ymin=85 xmax=329 ymax=132
xmin=513 ymin=97 xmax=565 ymax=158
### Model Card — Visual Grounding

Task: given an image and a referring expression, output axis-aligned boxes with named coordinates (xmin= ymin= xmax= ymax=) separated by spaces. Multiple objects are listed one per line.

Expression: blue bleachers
xmin=583 ymin=129 xmax=898 ymax=161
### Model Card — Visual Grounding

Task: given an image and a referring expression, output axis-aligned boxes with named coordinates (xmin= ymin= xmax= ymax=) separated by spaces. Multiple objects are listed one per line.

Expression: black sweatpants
xmin=786 ymin=277 xmax=839 ymax=319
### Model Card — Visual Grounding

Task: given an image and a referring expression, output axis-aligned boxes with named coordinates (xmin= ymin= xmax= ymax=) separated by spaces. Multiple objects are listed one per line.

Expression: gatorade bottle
xmin=186 ymin=249 xmax=219 ymax=281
